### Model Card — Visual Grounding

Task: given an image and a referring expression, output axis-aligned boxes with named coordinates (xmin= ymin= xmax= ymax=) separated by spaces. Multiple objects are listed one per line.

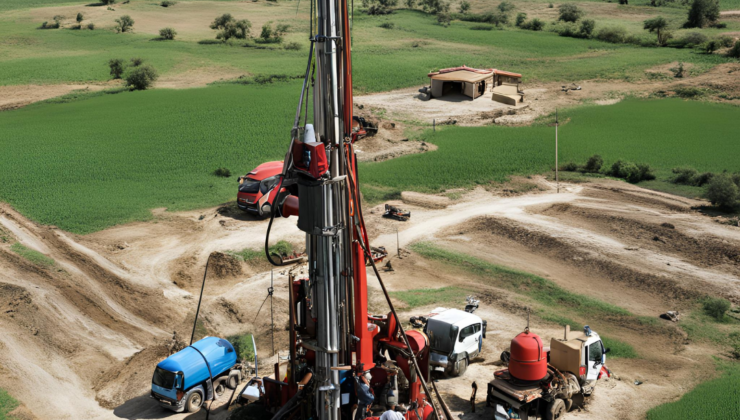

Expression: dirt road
xmin=0 ymin=177 xmax=737 ymax=419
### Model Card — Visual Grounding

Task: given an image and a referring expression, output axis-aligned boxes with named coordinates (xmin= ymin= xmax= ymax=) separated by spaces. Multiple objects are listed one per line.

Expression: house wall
xmin=431 ymin=79 xmax=444 ymax=97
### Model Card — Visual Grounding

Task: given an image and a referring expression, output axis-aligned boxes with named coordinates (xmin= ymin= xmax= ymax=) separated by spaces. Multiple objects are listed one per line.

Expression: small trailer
xmin=487 ymin=326 xmax=611 ymax=420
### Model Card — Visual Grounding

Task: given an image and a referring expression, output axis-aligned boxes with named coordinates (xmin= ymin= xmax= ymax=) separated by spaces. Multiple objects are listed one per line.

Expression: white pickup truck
xmin=421 ymin=307 xmax=487 ymax=377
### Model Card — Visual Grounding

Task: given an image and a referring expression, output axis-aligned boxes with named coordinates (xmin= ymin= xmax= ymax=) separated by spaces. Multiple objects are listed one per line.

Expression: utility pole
xmin=396 ymin=227 xmax=400 ymax=258
xmin=270 ymin=269 xmax=275 ymax=356
xmin=555 ymin=109 xmax=559 ymax=194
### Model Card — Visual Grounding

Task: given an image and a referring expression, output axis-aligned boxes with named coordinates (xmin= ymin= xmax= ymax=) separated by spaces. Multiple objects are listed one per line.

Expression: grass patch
xmin=637 ymin=180 xmax=706 ymax=200
xmin=390 ymin=286 xmax=471 ymax=309
xmin=0 ymin=83 xmax=299 ymax=233
xmin=0 ymin=388 xmax=20 ymax=420
xmin=360 ymin=184 xmax=402 ymax=205
xmin=226 ymin=333 xmax=255 ymax=363
xmin=680 ymin=307 xmax=740 ymax=347
xmin=230 ymin=240 xmax=294 ymax=263
xmin=647 ymin=361 xmax=740 ymax=420
xmin=362 ymin=99 xmax=740 ymax=192
xmin=601 ymin=336 xmax=638 ymax=359
xmin=10 ymin=243 xmax=54 ymax=267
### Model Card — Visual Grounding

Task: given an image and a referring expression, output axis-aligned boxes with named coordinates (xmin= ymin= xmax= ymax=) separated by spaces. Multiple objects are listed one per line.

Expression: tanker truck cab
xmin=151 ymin=337 xmax=241 ymax=413
xmin=424 ymin=307 xmax=486 ymax=377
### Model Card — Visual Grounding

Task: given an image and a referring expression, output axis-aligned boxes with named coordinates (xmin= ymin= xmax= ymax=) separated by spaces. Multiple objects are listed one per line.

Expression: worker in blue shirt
xmin=354 ymin=370 xmax=374 ymax=420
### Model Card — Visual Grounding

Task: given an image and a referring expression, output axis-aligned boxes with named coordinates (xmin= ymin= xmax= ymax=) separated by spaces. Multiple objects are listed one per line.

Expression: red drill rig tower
xmin=258 ymin=0 xmax=448 ymax=419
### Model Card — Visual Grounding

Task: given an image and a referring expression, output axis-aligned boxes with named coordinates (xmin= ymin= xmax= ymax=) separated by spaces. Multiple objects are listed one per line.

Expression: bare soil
xmin=0 ymin=177 xmax=737 ymax=419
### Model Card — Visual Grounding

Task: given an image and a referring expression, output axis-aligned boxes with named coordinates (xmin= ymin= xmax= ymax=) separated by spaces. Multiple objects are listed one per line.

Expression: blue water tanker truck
xmin=150 ymin=336 xmax=243 ymax=413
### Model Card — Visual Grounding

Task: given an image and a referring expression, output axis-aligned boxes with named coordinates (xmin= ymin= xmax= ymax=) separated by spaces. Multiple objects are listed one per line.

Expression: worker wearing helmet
xmin=354 ymin=370 xmax=374 ymax=420
xmin=380 ymin=403 xmax=405 ymax=420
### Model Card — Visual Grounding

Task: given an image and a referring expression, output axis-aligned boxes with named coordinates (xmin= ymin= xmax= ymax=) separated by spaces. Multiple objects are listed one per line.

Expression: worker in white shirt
xmin=379 ymin=403 xmax=405 ymax=420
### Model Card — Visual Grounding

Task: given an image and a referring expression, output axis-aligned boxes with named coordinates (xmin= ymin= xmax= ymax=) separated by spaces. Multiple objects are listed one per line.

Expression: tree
xmin=706 ymin=173 xmax=739 ymax=208
xmin=583 ymin=154 xmax=603 ymax=173
xmin=405 ymin=0 xmax=416 ymax=8
xmin=76 ymin=12 xmax=84 ymax=26
xmin=497 ymin=1 xmax=515 ymax=12
xmin=115 ymin=15 xmax=134 ymax=33
xmin=367 ymin=0 xmax=398 ymax=15
xmin=643 ymin=16 xmax=669 ymax=46
xmin=459 ymin=0 xmax=470 ymax=13
xmin=125 ymin=65 xmax=158 ymax=90
xmin=437 ymin=12 xmax=452 ymax=26
xmin=211 ymin=14 xmax=251 ymax=41
xmin=108 ymin=58 xmax=125 ymax=79
xmin=421 ymin=0 xmax=449 ymax=14
xmin=515 ymin=12 xmax=527 ymax=27
xmin=558 ymin=4 xmax=583 ymax=22
xmin=159 ymin=27 xmax=177 ymax=40
xmin=686 ymin=0 xmax=719 ymax=28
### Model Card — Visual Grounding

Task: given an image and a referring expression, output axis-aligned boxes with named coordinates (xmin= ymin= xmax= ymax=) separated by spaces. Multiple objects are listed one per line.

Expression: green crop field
xmin=0 ymin=83 xmax=299 ymax=233
xmin=647 ymin=362 xmax=740 ymax=420
xmin=361 ymin=99 xmax=740 ymax=194
xmin=0 ymin=4 xmax=732 ymax=89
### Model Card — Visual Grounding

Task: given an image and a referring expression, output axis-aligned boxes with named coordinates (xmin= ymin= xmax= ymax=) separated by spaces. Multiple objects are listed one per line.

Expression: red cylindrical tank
xmin=509 ymin=330 xmax=547 ymax=382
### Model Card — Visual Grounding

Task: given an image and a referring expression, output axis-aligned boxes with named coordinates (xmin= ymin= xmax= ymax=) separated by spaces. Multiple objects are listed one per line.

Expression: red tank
xmin=509 ymin=330 xmax=547 ymax=382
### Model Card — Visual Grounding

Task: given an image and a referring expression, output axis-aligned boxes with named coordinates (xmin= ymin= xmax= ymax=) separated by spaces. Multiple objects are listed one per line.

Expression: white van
xmin=424 ymin=308 xmax=486 ymax=377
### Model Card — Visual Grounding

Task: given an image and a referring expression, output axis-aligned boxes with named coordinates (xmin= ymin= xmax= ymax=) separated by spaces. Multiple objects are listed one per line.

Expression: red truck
xmin=237 ymin=161 xmax=288 ymax=217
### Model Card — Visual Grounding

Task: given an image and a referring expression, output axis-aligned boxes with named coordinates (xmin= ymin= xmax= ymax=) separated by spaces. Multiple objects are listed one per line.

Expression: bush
xmin=583 ymin=154 xmax=603 ymax=173
xmin=730 ymin=332 xmax=740 ymax=359
xmin=670 ymin=62 xmax=686 ymax=78
xmin=671 ymin=167 xmax=699 ymax=185
xmin=101 ymin=0 xmax=116 ymax=4
xmin=367 ymin=0 xmax=398 ymax=15
xmin=40 ymin=20 xmax=61 ymax=29
xmin=705 ymin=173 xmax=739 ymax=208
xmin=115 ymin=15 xmax=134 ymax=33
xmin=284 ymin=41 xmax=301 ymax=50
xmin=702 ymin=297 xmax=731 ymax=321
xmin=703 ymin=40 xmax=720 ymax=54
xmin=260 ymin=24 xmax=272 ymax=39
xmin=379 ymin=22 xmax=395 ymax=29
xmin=87 ymin=22 xmax=95 ymax=30
xmin=497 ymin=1 xmax=515 ymax=12
xmin=686 ymin=0 xmax=719 ymax=28
xmin=606 ymin=160 xmax=655 ymax=183
xmin=515 ymin=12 xmax=526 ymax=27
xmin=213 ymin=167 xmax=231 ymax=177
xmin=595 ymin=26 xmax=627 ymax=43
xmin=421 ymin=0 xmax=449 ymax=14
xmin=124 ymin=65 xmax=158 ymax=90
xmin=521 ymin=18 xmax=544 ymax=31
xmin=680 ymin=32 xmax=708 ymax=48
xmin=729 ymin=41 xmax=740 ymax=59
xmin=130 ymin=57 xmax=143 ymax=67
xmin=160 ymin=0 xmax=176 ymax=6
xmin=470 ymin=25 xmax=493 ymax=30
xmin=159 ymin=27 xmax=177 ymax=40
xmin=558 ymin=4 xmax=584 ymax=23
xmin=548 ymin=2 xmax=553 ymax=7
xmin=459 ymin=0 xmax=470 ymax=13
xmin=108 ymin=58 xmax=125 ymax=79
xmin=579 ymin=19 xmax=595 ymax=38
xmin=717 ymin=36 xmax=734 ymax=48
xmin=406 ymin=0 xmax=416 ymax=8
xmin=560 ymin=161 xmax=579 ymax=171
xmin=76 ymin=12 xmax=84 ymax=25
xmin=227 ymin=333 xmax=255 ymax=362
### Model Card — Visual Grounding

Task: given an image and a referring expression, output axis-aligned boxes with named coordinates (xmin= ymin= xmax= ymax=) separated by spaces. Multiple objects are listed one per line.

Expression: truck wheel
xmin=451 ymin=357 xmax=468 ymax=377
xmin=185 ymin=391 xmax=203 ymax=413
xmin=228 ymin=374 xmax=238 ymax=389
xmin=545 ymin=399 xmax=566 ymax=420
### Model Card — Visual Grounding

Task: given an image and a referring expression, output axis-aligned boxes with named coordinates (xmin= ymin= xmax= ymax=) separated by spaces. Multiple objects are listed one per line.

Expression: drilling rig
xmin=256 ymin=0 xmax=450 ymax=418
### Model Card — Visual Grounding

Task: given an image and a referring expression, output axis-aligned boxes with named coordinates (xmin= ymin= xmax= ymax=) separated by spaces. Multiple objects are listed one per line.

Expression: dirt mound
xmin=541 ymin=203 xmax=740 ymax=271
xmin=401 ymin=191 xmax=450 ymax=209
xmin=469 ymin=216 xmax=704 ymax=302
xmin=94 ymin=344 xmax=170 ymax=409
xmin=209 ymin=251 xmax=243 ymax=278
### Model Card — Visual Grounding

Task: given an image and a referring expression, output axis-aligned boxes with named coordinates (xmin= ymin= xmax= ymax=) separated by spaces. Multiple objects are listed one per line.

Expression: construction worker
xmin=354 ymin=370 xmax=374 ymax=420
xmin=379 ymin=403 xmax=405 ymax=420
